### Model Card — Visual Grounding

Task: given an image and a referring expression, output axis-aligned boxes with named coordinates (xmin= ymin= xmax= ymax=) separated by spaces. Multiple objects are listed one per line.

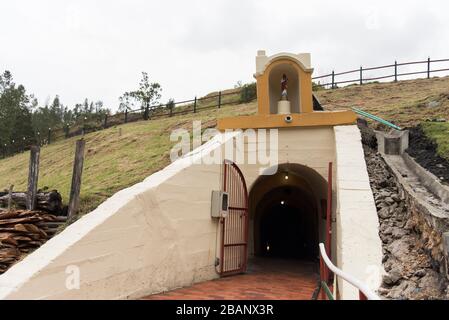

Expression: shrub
xmin=240 ymin=82 xmax=257 ymax=103
xmin=166 ymin=99 xmax=175 ymax=116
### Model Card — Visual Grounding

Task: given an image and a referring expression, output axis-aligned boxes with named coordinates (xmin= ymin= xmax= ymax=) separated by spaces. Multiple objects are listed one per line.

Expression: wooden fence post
xmin=331 ymin=71 xmax=335 ymax=89
xmin=427 ymin=57 xmax=431 ymax=79
xmin=125 ymin=109 xmax=128 ymax=123
xmin=26 ymin=146 xmax=40 ymax=210
xmin=394 ymin=61 xmax=398 ymax=82
xmin=104 ymin=114 xmax=108 ymax=128
xmin=193 ymin=96 xmax=197 ymax=113
xmin=218 ymin=91 xmax=222 ymax=108
xmin=359 ymin=66 xmax=363 ymax=85
xmin=68 ymin=139 xmax=86 ymax=217
xmin=48 ymin=128 xmax=51 ymax=145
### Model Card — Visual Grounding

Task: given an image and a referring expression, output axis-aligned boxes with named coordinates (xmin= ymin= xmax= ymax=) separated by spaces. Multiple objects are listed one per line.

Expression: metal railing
xmin=317 ymin=243 xmax=381 ymax=300
xmin=313 ymin=57 xmax=449 ymax=89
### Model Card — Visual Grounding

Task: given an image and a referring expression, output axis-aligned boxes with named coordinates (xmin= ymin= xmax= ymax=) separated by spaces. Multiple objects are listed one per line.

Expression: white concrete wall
xmin=0 ymin=132 xmax=239 ymax=300
xmin=334 ymin=125 xmax=384 ymax=300
xmin=0 ymin=125 xmax=382 ymax=300
xmin=241 ymin=127 xmax=336 ymax=257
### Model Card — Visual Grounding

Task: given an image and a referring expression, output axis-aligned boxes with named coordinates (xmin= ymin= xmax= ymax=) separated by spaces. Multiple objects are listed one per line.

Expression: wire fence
xmin=312 ymin=57 xmax=449 ymax=88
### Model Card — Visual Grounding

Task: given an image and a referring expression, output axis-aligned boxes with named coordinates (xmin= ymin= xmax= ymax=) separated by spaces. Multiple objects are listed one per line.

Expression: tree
xmin=119 ymin=72 xmax=162 ymax=119
xmin=167 ymin=98 xmax=175 ymax=116
xmin=118 ymin=93 xmax=134 ymax=112
xmin=0 ymin=70 xmax=35 ymax=155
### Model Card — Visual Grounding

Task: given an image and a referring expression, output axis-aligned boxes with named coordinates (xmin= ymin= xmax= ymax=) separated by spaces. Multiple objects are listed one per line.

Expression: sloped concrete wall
xmin=0 ymin=125 xmax=382 ymax=300
xmin=334 ymin=125 xmax=384 ymax=299
xmin=0 ymin=132 xmax=239 ymax=300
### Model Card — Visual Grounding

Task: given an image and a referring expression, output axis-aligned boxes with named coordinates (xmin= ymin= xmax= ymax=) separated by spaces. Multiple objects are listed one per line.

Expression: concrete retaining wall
xmin=334 ymin=125 xmax=384 ymax=299
xmin=0 ymin=132 xmax=239 ymax=299
xmin=0 ymin=125 xmax=382 ymax=300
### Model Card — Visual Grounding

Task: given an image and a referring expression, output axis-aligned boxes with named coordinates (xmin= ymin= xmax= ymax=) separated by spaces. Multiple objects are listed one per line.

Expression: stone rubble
xmin=364 ymin=146 xmax=449 ymax=300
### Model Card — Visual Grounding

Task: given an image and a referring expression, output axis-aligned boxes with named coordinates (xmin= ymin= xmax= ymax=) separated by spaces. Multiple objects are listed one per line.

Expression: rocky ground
xmin=362 ymin=126 xmax=449 ymax=300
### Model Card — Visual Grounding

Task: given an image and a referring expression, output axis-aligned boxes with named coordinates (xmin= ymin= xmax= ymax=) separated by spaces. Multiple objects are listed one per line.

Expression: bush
xmin=166 ymin=98 xmax=175 ymax=116
xmin=240 ymin=82 xmax=257 ymax=103
xmin=312 ymin=81 xmax=325 ymax=91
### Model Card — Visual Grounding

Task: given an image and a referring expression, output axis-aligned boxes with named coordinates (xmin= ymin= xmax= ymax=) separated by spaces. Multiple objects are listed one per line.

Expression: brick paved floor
xmin=143 ymin=258 xmax=320 ymax=300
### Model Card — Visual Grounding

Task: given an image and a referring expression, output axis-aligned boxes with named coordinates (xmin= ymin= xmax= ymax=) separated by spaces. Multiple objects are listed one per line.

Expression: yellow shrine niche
xmin=217 ymin=50 xmax=356 ymax=130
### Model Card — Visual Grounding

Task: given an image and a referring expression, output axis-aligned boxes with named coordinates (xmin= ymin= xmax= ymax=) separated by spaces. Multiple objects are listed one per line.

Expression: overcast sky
xmin=0 ymin=0 xmax=448 ymax=110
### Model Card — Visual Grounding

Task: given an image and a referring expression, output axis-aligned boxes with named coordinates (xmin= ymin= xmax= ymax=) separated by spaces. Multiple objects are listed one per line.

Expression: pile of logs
xmin=0 ymin=190 xmax=63 ymax=214
xmin=0 ymin=209 xmax=67 ymax=274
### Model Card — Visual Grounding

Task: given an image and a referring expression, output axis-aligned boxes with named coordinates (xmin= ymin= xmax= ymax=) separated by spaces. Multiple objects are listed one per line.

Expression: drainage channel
xmin=361 ymin=124 xmax=449 ymax=300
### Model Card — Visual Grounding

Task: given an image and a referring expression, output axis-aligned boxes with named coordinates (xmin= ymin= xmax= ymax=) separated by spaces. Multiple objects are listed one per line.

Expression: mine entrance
xmin=257 ymin=186 xmax=317 ymax=259
xmin=249 ymin=164 xmax=329 ymax=262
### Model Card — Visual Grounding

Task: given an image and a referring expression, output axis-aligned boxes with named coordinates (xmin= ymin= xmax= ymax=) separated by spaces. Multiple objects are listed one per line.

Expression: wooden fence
xmin=1 ymin=86 xmax=254 ymax=158
xmin=312 ymin=57 xmax=449 ymax=88
xmin=2 ymin=56 xmax=449 ymax=159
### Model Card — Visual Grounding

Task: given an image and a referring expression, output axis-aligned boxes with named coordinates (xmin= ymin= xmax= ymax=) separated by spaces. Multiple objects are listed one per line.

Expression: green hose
xmin=352 ymin=107 xmax=402 ymax=131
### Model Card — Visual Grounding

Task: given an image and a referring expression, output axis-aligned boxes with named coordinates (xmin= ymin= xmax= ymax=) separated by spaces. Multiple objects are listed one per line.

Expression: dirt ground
xmin=406 ymin=125 xmax=449 ymax=184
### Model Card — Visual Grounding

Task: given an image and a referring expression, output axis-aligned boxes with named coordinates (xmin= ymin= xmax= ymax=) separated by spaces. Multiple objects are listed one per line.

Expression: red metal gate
xmin=219 ymin=159 xmax=249 ymax=276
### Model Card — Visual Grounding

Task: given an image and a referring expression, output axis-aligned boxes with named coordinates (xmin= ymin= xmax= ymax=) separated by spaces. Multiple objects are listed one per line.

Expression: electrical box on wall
xmin=211 ymin=191 xmax=229 ymax=218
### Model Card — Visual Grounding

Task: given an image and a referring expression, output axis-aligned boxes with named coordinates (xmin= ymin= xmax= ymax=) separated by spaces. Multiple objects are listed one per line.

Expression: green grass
xmin=1 ymin=75 xmax=448 ymax=215
xmin=0 ymin=101 xmax=257 ymax=215
xmin=315 ymin=76 xmax=449 ymax=128
xmin=421 ymin=122 xmax=449 ymax=160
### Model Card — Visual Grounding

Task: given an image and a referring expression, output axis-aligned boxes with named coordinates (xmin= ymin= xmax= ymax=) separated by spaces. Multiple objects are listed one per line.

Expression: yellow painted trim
xmin=217 ymin=111 xmax=357 ymax=131
xmin=256 ymin=58 xmax=313 ymax=115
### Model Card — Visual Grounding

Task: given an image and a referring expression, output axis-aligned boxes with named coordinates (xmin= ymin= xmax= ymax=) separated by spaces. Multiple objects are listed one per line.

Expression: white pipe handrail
xmin=319 ymin=243 xmax=380 ymax=300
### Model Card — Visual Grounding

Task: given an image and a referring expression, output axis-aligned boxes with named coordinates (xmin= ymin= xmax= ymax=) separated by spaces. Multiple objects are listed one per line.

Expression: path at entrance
xmin=142 ymin=258 xmax=319 ymax=300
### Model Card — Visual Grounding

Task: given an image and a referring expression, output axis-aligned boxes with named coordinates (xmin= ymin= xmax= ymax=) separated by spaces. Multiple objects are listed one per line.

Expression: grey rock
xmin=391 ymin=194 xmax=400 ymax=202
xmin=388 ymin=268 xmax=402 ymax=285
xmin=385 ymin=197 xmax=395 ymax=204
xmin=392 ymin=228 xmax=407 ymax=239
xmin=387 ymin=281 xmax=409 ymax=299
xmin=389 ymin=239 xmax=411 ymax=261
xmin=383 ymin=226 xmax=393 ymax=235
xmin=414 ymin=269 xmax=427 ymax=278
xmin=418 ymin=270 xmax=440 ymax=289
xmin=378 ymin=207 xmax=391 ymax=219
xmin=379 ymin=191 xmax=392 ymax=199
xmin=402 ymin=281 xmax=420 ymax=298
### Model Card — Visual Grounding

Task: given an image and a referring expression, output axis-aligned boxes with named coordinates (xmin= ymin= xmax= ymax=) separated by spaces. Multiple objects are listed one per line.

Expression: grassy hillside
xmin=315 ymin=76 xmax=449 ymax=128
xmin=0 ymin=101 xmax=256 ymax=214
xmin=0 ymin=75 xmax=448 ymax=215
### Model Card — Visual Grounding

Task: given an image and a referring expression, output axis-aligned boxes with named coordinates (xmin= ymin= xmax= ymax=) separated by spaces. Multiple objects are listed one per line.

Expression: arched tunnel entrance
xmin=256 ymin=186 xmax=317 ymax=259
xmin=249 ymin=163 xmax=329 ymax=263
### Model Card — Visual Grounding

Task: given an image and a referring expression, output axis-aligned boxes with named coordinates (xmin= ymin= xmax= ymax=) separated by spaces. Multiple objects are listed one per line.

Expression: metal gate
xmin=219 ymin=159 xmax=249 ymax=276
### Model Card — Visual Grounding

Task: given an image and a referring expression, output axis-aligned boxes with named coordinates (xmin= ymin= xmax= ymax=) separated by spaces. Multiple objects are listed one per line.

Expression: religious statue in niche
xmin=277 ymin=73 xmax=291 ymax=114
xmin=281 ymin=74 xmax=288 ymax=100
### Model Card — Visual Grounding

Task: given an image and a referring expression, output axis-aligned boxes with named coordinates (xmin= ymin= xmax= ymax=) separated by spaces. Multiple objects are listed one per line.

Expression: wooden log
xmin=0 ymin=191 xmax=62 ymax=214
xmin=7 ymin=185 xmax=13 ymax=211
xmin=0 ymin=209 xmax=62 ymax=274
